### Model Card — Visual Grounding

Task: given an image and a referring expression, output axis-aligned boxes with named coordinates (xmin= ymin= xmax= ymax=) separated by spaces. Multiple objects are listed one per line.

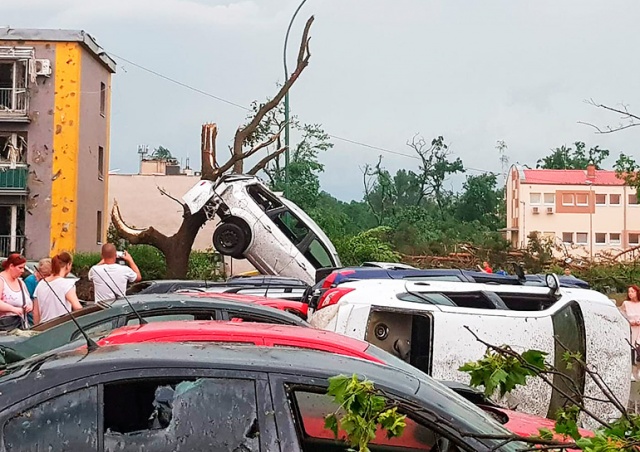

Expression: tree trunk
xmin=163 ymin=210 xmax=207 ymax=278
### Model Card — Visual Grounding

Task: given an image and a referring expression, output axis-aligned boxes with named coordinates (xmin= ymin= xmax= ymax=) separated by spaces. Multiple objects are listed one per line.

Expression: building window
xmin=610 ymin=194 xmax=621 ymax=205
xmin=610 ymin=233 xmax=621 ymax=245
xmin=100 ymin=82 xmax=106 ymax=116
xmin=630 ymin=233 xmax=640 ymax=246
xmin=575 ymin=232 xmax=588 ymax=244
xmin=562 ymin=232 xmax=573 ymax=244
xmin=595 ymin=233 xmax=607 ymax=245
xmin=96 ymin=211 xmax=103 ymax=245
xmin=595 ymin=194 xmax=607 ymax=205
xmin=98 ymin=146 xmax=104 ymax=180
xmin=543 ymin=193 xmax=555 ymax=205
xmin=575 ymin=193 xmax=589 ymax=206
xmin=530 ymin=193 xmax=541 ymax=205
xmin=562 ymin=193 xmax=575 ymax=206
xmin=0 ymin=60 xmax=28 ymax=113
xmin=629 ymin=194 xmax=639 ymax=205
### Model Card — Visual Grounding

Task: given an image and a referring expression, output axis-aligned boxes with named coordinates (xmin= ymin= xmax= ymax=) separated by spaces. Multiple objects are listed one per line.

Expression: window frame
xmin=595 ymin=194 xmax=607 ymax=205
xmin=609 ymin=194 xmax=621 ymax=205
xmin=543 ymin=193 xmax=555 ymax=205
xmin=575 ymin=193 xmax=589 ymax=207
xmin=0 ymin=367 xmax=277 ymax=452
xmin=269 ymin=373 xmax=472 ymax=452
xmin=629 ymin=193 xmax=639 ymax=206
xmin=629 ymin=233 xmax=640 ymax=246
xmin=99 ymin=82 xmax=106 ymax=117
xmin=609 ymin=233 xmax=621 ymax=245
xmin=96 ymin=210 xmax=103 ymax=245
xmin=562 ymin=232 xmax=573 ymax=244
xmin=98 ymin=146 xmax=104 ymax=181
xmin=575 ymin=232 xmax=588 ymax=245
xmin=529 ymin=192 xmax=541 ymax=205
xmin=561 ymin=193 xmax=575 ymax=206
xmin=594 ymin=233 xmax=607 ymax=245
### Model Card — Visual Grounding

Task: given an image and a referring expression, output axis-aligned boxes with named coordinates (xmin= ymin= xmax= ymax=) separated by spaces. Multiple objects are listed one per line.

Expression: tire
xmin=213 ymin=220 xmax=249 ymax=257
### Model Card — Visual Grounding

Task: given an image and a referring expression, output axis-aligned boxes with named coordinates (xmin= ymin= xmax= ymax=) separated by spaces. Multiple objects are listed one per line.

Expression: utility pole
xmin=283 ymin=0 xmax=307 ymax=198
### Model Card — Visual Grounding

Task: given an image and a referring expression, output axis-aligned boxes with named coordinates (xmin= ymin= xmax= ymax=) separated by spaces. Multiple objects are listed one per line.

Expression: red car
xmin=96 ymin=321 xmax=591 ymax=445
xmin=183 ymin=291 xmax=309 ymax=319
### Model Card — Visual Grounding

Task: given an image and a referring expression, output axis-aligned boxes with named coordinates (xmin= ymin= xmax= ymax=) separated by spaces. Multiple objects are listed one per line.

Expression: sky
xmin=4 ymin=0 xmax=640 ymax=201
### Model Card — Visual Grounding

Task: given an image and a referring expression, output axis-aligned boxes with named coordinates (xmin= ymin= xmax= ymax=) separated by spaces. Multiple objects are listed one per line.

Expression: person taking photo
xmin=89 ymin=243 xmax=141 ymax=302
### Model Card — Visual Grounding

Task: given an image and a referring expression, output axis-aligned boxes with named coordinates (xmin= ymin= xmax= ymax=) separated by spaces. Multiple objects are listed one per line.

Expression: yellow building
xmin=0 ymin=28 xmax=116 ymax=258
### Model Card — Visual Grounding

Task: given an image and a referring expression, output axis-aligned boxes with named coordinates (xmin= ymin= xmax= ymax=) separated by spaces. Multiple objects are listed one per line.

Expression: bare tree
xmin=111 ymin=17 xmax=315 ymax=278
xmin=578 ymin=98 xmax=640 ymax=134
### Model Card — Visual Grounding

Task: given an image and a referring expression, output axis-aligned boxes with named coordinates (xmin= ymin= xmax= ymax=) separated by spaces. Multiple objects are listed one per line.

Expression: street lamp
xmin=283 ymin=0 xmax=308 ymax=198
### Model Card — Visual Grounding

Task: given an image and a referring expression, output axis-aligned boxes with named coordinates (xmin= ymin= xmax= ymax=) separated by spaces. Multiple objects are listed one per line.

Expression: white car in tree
xmin=308 ymin=275 xmax=630 ymax=430
xmin=183 ymin=175 xmax=341 ymax=285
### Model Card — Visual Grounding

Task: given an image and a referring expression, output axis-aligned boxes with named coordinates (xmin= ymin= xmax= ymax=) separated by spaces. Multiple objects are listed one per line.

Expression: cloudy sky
xmin=5 ymin=0 xmax=640 ymax=200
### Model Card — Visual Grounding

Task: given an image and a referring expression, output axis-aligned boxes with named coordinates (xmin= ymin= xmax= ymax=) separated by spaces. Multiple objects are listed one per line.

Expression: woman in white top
xmin=0 ymin=253 xmax=32 ymax=331
xmin=33 ymin=252 xmax=82 ymax=324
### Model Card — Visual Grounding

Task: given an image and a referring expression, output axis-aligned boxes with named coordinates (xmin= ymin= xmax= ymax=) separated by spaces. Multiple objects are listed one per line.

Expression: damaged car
xmin=182 ymin=174 xmax=341 ymax=285
xmin=0 ymin=293 xmax=307 ymax=366
xmin=0 ymin=338 xmax=531 ymax=450
xmin=308 ymin=274 xmax=630 ymax=430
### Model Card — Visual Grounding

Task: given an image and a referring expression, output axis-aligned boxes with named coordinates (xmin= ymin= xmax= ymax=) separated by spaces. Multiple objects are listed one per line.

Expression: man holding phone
xmin=89 ymin=243 xmax=142 ymax=302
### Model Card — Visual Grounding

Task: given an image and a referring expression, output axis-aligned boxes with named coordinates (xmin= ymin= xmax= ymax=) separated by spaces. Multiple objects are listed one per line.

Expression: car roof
xmin=0 ymin=343 xmax=420 ymax=407
xmin=336 ymin=279 xmax=610 ymax=304
xmin=97 ymin=321 xmax=372 ymax=355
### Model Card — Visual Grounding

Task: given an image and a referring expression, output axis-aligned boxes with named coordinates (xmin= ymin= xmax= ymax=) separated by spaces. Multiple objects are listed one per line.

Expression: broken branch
xmin=248 ymin=146 xmax=287 ymax=176
xmin=229 ymin=16 xmax=314 ymax=173
xmin=111 ymin=200 xmax=169 ymax=248
xmin=156 ymin=186 xmax=184 ymax=207
xmin=200 ymin=123 xmax=218 ymax=180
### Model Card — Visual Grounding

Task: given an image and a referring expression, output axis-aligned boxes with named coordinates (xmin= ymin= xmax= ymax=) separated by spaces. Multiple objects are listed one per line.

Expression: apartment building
xmin=504 ymin=164 xmax=640 ymax=260
xmin=0 ymin=28 xmax=116 ymax=258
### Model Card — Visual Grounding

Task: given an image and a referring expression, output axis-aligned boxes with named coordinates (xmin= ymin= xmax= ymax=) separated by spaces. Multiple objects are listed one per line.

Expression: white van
xmin=183 ymin=175 xmax=341 ymax=285
xmin=308 ymin=276 xmax=631 ymax=430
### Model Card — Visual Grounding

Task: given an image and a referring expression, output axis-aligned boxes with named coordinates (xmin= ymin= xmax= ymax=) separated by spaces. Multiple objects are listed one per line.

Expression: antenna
xmin=34 ymin=268 xmax=99 ymax=352
xmin=137 ymin=144 xmax=149 ymax=174
xmin=92 ymin=267 xmax=147 ymax=325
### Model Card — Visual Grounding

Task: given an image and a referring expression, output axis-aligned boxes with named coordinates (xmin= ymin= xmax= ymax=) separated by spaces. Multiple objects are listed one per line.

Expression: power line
xmin=109 ymin=52 xmax=503 ymax=176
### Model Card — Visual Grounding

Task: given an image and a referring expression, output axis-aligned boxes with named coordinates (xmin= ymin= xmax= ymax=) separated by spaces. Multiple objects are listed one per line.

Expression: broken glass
xmin=3 ymin=387 xmax=99 ymax=451
xmin=104 ymin=378 xmax=260 ymax=451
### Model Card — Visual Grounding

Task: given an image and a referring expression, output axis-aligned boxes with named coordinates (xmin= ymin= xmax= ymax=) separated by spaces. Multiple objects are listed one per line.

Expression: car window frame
xmin=0 ymin=367 xmax=279 ymax=452
xmin=268 ymin=373 xmax=474 ymax=452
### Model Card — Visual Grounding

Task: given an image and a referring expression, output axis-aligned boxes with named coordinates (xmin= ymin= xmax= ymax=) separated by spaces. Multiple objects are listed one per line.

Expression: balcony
xmin=0 ymin=88 xmax=29 ymax=122
xmin=0 ymin=163 xmax=28 ymax=193
xmin=0 ymin=235 xmax=25 ymax=257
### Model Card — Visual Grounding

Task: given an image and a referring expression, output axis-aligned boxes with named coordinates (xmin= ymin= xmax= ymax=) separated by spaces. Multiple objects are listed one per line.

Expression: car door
xmin=0 ymin=368 xmax=279 ymax=452
xmin=269 ymin=373 xmax=471 ymax=452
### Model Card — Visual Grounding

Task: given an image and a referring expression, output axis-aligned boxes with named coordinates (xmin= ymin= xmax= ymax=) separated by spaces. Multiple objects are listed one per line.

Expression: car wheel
xmin=213 ymin=221 xmax=248 ymax=257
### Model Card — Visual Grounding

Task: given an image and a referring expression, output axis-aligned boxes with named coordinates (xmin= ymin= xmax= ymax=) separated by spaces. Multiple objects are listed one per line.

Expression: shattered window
xmin=103 ymin=378 xmax=260 ymax=451
xmin=3 ymin=387 xmax=99 ymax=451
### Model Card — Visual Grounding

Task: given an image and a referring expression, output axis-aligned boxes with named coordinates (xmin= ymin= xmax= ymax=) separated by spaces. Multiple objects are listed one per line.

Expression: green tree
xmin=151 ymin=145 xmax=174 ymax=161
xmin=455 ymin=173 xmax=503 ymax=229
xmin=536 ymin=141 xmax=609 ymax=169
xmin=614 ymin=153 xmax=640 ymax=193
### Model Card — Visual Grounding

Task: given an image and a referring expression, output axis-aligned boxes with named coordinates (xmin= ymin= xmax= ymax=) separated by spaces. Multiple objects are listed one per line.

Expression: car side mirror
xmin=545 ymin=273 xmax=560 ymax=295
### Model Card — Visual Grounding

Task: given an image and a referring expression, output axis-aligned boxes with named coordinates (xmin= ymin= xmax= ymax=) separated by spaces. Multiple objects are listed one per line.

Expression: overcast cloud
xmin=4 ymin=0 xmax=640 ymax=200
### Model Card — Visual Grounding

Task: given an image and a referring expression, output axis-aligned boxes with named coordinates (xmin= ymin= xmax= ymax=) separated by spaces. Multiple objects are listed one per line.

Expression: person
xmin=482 ymin=261 xmax=493 ymax=274
xmin=89 ymin=243 xmax=141 ymax=302
xmin=563 ymin=267 xmax=575 ymax=277
xmin=24 ymin=258 xmax=52 ymax=299
xmin=620 ymin=285 xmax=640 ymax=378
xmin=0 ymin=253 xmax=32 ymax=331
xmin=33 ymin=252 xmax=82 ymax=324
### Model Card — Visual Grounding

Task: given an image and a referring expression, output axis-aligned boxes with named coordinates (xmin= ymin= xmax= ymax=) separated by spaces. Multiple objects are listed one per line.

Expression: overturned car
xmin=309 ymin=275 xmax=630 ymax=429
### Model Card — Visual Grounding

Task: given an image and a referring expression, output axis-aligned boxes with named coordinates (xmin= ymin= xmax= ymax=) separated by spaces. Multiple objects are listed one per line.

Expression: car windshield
xmin=30 ymin=303 xmax=107 ymax=332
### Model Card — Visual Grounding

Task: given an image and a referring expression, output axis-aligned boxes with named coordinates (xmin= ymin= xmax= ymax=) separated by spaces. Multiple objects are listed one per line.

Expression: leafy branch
xmin=324 ymin=374 xmax=406 ymax=452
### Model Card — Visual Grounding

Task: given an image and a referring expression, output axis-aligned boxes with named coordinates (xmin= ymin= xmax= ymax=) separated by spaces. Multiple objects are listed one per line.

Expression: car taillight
xmin=317 ymin=287 xmax=355 ymax=310
xmin=321 ymin=270 xmax=355 ymax=289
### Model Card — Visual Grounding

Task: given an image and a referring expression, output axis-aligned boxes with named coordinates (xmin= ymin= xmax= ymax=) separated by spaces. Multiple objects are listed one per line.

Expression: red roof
xmin=522 ymin=169 xmax=625 ymax=186
xmin=96 ymin=321 xmax=378 ymax=361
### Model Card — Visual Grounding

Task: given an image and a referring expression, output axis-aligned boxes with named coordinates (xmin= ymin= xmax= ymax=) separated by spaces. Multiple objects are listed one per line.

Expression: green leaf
xmin=324 ymin=414 xmax=339 ymax=439
xmin=536 ymin=427 xmax=554 ymax=440
xmin=521 ymin=349 xmax=548 ymax=371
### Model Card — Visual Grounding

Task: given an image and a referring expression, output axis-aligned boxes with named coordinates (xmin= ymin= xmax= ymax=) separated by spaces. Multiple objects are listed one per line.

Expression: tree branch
xmin=156 ymin=186 xmax=185 ymax=207
xmin=247 ymin=146 xmax=287 ymax=176
xmin=111 ymin=200 xmax=169 ymax=249
xmin=229 ymin=15 xmax=314 ymax=173
xmin=580 ymin=99 xmax=640 ymax=134
xmin=200 ymin=123 xmax=218 ymax=180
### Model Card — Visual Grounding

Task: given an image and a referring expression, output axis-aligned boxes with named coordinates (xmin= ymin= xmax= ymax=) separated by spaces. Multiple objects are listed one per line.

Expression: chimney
xmin=587 ymin=161 xmax=596 ymax=179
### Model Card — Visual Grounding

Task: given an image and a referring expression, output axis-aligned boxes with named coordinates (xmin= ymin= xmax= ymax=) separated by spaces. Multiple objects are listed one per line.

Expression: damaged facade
xmin=0 ymin=28 xmax=116 ymax=258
